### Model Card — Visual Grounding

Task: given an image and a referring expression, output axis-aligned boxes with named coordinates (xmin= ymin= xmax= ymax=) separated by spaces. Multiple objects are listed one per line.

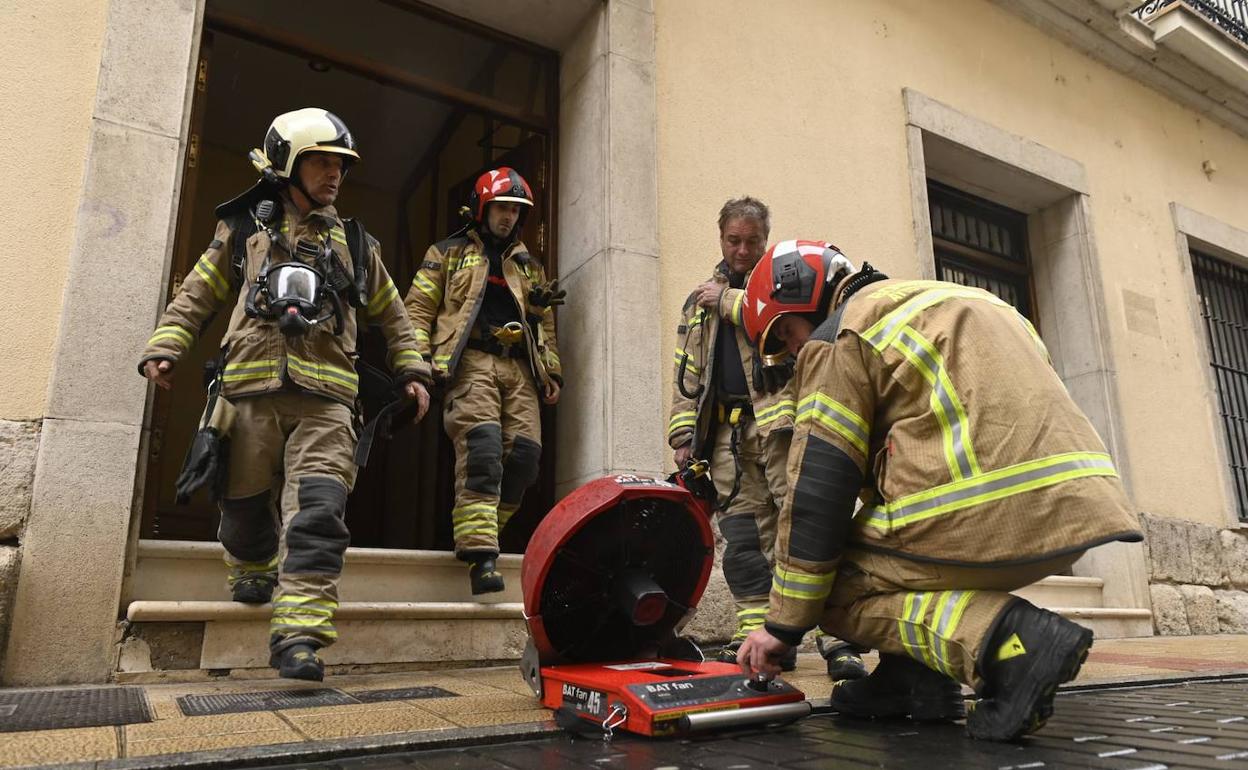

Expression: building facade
xmin=2 ymin=0 xmax=1247 ymax=685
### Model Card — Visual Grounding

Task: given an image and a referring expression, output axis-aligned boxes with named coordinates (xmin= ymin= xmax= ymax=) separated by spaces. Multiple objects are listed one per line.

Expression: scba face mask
xmin=247 ymin=261 xmax=344 ymax=337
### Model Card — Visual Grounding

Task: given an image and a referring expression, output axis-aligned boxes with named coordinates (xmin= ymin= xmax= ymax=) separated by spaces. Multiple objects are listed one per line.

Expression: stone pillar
xmin=555 ymin=0 xmax=663 ymax=494
xmin=2 ymin=0 xmax=201 ymax=685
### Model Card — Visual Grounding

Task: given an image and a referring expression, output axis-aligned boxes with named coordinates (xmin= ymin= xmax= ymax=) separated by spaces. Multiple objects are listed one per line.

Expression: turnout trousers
xmin=710 ymin=416 xmax=790 ymax=641
xmin=443 ymin=347 xmax=543 ymax=559
xmin=219 ymin=392 xmax=358 ymax=653
xmin=820 ymin=549 xmax=1085 ymax=690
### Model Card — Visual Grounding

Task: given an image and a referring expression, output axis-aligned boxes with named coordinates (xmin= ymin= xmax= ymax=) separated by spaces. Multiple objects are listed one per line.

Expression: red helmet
xmin=468 ymin=166 xmax=534 ymax=222
xmin=742 ymin=239 xmax=855 ymax=365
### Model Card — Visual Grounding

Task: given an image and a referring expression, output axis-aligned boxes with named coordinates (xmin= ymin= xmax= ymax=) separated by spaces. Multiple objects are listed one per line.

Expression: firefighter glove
xmin=752 ymin=354 xmax=794 ymax=394
xmin=528 ymin=279 xmax=566 ymax=310
xmin=175 ymin=427 xmax=230 ymax=504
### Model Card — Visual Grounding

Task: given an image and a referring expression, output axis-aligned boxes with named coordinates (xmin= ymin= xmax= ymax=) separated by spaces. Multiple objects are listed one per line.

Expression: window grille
xmin=1190 ymin=249 xmax=1248 ymax=521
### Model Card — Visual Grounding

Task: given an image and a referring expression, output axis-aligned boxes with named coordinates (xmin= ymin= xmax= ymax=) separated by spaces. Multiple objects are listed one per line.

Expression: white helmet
xmin=251 ymin=108 xmax=360 ymax=180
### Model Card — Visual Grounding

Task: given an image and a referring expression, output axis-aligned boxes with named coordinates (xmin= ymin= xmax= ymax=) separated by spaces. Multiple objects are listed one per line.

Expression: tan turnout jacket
xmin=140 ymin=194 xmax=430 ymax=406
xmin=668 ymin=262 xmax=796 ymax=454
xmin=403 ymin=230 xmax=561 ymax=389
xmin=766 ymin=276 xmax=1142 ymax=639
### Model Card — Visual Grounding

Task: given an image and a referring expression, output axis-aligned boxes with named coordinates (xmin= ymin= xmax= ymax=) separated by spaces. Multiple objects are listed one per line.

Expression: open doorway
xmin=140 ymin=0 xmax=559 ymax=552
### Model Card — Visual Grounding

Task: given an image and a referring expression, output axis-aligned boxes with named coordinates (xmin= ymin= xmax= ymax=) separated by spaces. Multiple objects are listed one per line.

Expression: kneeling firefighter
xmin=403 ymin=167 xmax=563 ymax=594
xmin=735 ymin=240 xmax=1143 ymax=741
xmin=139 ymin=108 xmax=432 ymax=681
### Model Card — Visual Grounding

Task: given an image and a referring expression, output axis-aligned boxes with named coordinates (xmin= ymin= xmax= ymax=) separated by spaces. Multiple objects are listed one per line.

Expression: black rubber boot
xmin=967 ymin=601 xmax=1093 ymax=742
xmin=820 ymin=641 xmax=868 ymax=681
xmin=830 ymin=653 xmax=966 ymax=722
xmin=230 ymin=576 xmax=275 ymax=605
xmin=270 ymin=643 xmax=324 ymax=682
xmin=469 ymin=557 xmax=505 ymax=595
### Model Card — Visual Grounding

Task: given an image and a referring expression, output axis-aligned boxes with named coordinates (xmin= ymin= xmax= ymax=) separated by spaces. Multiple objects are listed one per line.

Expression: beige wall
xmin=0 ymin=0 xmax=110 ymax=420
xmin=656 ymin=0 xmax=1248 ymax=527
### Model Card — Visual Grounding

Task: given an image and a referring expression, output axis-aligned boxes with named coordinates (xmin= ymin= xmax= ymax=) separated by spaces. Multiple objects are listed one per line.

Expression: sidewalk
xmin=2 ymin=635 xmax=1246 ymax=769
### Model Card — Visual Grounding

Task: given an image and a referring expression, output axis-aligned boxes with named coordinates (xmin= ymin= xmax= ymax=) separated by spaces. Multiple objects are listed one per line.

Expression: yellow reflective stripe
xmin=367 ymin=278 xmax=399 ymax=317
xmin=390 ymin=350 xmax=424 ymax=369
xmin=796 ymin=392 xmax=869 ymax=455
xmin=413 ymin=328 xmax=430 ymax=345
xmin=412 ymin=272 xmax=443 ymax=304
xmin=287 ymin=353 xmax=359 ymax=389
xmin=864 ymin=285 xmax=1013 ymax=351
xmin=864 ymin=451 xmax=1117 ymax=531
xmin=772 ymin=565 xmax=834 ymax=601
xmin=755 ymin=399 xmax=796 ymax=427
xmin=674 ymin=349 xmax=700 ymax=375
xmin=222 ymin=359 xmax=280 ymax=383
xmin=730 ymin=292 xmax=744 ymax=326
xmin=452 ymin=502 xmax=496 ymax=518
xmin=668 ymin=411 xmax=697 ymax=434
xmin=329 ymin=226 xmax=347 ymax=245
xmin=434 ymin=353 xmax=452 ymax=367
xmin=893 ymin=326 xmax=980 ymax=480
xmin=688 ymin=312 xmax=705 ymax=329
xmin=194 ymin=256 xmax=229 ymax=301
xmin=932 ymin=590 xmax=975 ymax=676
xmin=148 ymin=325 xmax=194 ymax=348
xmin=227 ymin=555 xmax=278 ymax=574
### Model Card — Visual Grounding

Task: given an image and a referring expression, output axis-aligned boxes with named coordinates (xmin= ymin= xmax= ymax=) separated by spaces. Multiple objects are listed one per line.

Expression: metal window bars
xmin=1191 ymin=249 xmax=1248 ymax=521
xmin=1133 ymin=0 xmax=1248 ymax=47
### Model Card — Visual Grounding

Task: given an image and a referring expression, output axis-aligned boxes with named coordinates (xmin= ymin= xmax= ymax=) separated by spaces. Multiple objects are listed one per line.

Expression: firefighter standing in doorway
xmin=404 ymin=167 xmax=562 ymax=595
xmin=139 ymin=108 xmax=432 ymax=681
xmin=668 ymin=198 xmax=864 ymax=677
xmin=736 ymin=240 xmax=1143 ymax=741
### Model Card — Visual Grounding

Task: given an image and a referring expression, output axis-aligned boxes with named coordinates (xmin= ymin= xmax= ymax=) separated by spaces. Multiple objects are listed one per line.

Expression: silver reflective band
xmin=269 ymin=263 xmax=322 ymax=305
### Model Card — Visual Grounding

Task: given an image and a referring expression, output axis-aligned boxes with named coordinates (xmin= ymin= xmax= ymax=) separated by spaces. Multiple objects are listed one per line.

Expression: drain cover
xmin=352 ymin=686 xmax=458 ymax=703
xmin=0 ymin=686 xmax=152 ymax=732
xmin=178 ymin=688 xmax=356 ymax=716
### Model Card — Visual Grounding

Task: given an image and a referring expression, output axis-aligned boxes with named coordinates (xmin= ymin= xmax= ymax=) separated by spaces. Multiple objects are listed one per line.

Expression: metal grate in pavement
xmin=178 ymin=688 xmax=357 ymax=716
xmin=351 ymin=686 xmax=458 ymax=703
xmin=0 ymin=686 xmax=152 ymax=732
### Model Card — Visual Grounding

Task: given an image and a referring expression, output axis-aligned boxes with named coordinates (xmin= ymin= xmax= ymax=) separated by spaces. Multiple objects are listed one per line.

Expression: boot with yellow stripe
xmin=270 ymin=642 xmax=325 ymax=682
xmin=469 ymin=554 xmax=505 ymax=595
xmin=830 ymin=653 xmax=966 ymax=722
xmin=967 ymin=600 xmax=1093 ymax=742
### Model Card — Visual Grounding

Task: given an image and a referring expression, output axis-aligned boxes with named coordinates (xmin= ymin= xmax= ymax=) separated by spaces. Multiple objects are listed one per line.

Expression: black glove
xmin=174 ymin=428 xmax=230 ymax=504
xmin=752 ymin=355 xmax=795 ymax=394
xmin=528 ymin=279 xmax=567 ymax=309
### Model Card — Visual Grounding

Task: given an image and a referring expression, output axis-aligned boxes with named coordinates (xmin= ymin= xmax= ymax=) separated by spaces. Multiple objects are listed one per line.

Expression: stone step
xmin=123 ymin=601 xmax=528 ymax=672
xmin=127 ymin=540 xmax=523 ymax=604
xmin=1050 ymin=607 xmax=1154 ymax=639
xmin=1012 ymin=576 xmax=1106 ymax=608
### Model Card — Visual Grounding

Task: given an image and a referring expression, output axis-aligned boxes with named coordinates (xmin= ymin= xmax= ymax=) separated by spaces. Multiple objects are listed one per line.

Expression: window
xmin=1190 ymin=249 xmax=1248 ymax=521
xmin=928 ymin=181 xmax=1035 ymax=322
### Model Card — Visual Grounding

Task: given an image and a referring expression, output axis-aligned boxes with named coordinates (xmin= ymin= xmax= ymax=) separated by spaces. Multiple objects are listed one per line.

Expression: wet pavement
xmin=268 ymin=679 xmax=1248 ymax=770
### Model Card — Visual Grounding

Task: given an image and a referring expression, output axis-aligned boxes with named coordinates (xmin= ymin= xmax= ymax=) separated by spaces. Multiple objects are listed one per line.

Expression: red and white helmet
xmin=742 ymin=239 xmax=855 ymax=365
xmin=468 ymin=167 xmax=534 ymax=222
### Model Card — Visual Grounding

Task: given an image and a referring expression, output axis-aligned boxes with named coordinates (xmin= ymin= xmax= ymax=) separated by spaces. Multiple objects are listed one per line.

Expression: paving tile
xmin=0 ymin=726 xmax=117 ymax=767
xmin=407 ymin=692 xmax=539 ymax=715
xmin=285 ymin=707 xmax=457 ymax=740
xmin=440 ymin=708 xmax=552 ymax=728
xmin=125 ymin=729 xmax=303 ymax=757
xmin=124 ymin=710 xmax=288 ymax=740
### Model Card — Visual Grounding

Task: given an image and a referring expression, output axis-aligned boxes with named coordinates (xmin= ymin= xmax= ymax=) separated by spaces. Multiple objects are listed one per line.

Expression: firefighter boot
xmin=469 ymin=556 xmax=505 ymax=595
xmin=830 ymin=653 xmax=966 ymax=722
xmin=270 ymin=643 xmax=325 ymax=682
xmin=231 ymin=576 xmax=275 ymax=605
xmin=967 ymin=601 xmax=1093 ymax=741
xmin=820 ymin=641 xmax=868 ymax=681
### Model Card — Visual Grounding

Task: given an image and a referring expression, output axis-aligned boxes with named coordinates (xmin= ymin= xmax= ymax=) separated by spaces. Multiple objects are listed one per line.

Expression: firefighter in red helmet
xmin=404 ymin=167 xmax=563 ymax=594
xmin=735 ymin=240 xmax=1142 ymax=741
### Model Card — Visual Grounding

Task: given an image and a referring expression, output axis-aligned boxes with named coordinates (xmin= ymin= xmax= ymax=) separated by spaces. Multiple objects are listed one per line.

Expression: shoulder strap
xmin=225 ymin=213 xmax=257 ymax=288
xmin=343 ymin=218 xmax=369 ymax=309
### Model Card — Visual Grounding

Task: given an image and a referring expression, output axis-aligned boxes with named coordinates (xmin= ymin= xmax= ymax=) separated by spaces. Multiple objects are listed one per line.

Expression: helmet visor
xmin=759 ymin=315 xmax=791 ymax=367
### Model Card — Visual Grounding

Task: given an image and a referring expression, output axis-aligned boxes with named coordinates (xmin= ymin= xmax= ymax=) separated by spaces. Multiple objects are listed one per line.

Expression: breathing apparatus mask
xmin=244 ymin=200 xmax=346 ymax=337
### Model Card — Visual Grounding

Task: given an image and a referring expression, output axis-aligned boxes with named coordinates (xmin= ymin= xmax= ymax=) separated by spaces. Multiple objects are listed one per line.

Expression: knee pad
xmin=464 ymin=423 xmax=503 ymax=496
xmin=499 ymin=436 xmax=542 ymax=506
xmin=219 ymin=490 xmax=278 ymax=563
xmin=719 ymin=512 xmax=772 ymax=599
xmin=284 ymin=476 xmax=350 ymax=574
